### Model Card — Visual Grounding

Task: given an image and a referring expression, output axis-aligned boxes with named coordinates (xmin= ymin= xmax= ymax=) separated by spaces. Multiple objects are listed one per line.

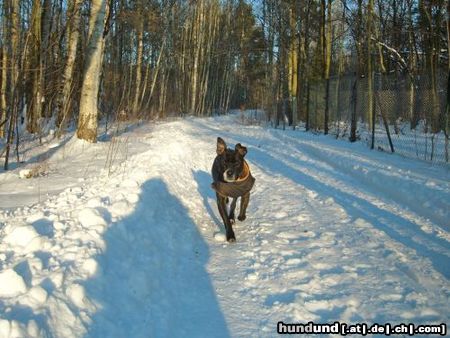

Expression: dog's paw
xmin=229 ymin=217 xmax=235 ymax=225
xmin=238 ymin=215 xmax=246 ymax=221
xmin=226 ymin=231 xmax=236 ymax=242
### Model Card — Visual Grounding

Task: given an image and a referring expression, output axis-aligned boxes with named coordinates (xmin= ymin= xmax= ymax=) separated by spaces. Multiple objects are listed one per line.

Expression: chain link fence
xmin=255 ymin=72 xmax=449 ymax=165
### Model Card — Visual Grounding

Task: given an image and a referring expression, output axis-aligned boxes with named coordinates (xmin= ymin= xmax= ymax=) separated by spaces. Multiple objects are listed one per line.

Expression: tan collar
xmin=236 ymin=161 xmax=250 ymax=182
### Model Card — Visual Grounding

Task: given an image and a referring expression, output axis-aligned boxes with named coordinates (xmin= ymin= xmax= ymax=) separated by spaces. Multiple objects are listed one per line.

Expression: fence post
xmin=446 ymin=68 xmax=449 ymax=162
xmin=350 ymin=76 xmax=357 ymax=142
xmin=276 ymin=100 xmax=280 ymax=129
xmin=306 ymin=82 xmax=310 ymax=131
xmin=335 ymin=76 xmax=341 ymax=138
xmin=292 ymin=96 xmax=297 ymax=130
xmin=370 ymin=72 xmax=375 ymax=150
xmin=324 ymin=78 xmax=330 ymax=134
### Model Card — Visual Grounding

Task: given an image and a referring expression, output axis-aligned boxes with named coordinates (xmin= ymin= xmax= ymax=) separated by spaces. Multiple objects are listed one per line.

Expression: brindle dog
xmin=211 ymin=137 xmax=253 ymax=242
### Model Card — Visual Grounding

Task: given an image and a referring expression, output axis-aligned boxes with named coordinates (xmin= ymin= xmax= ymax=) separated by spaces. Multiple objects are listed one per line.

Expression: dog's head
xmin=215 ymin=137 xmax=247 ymax=183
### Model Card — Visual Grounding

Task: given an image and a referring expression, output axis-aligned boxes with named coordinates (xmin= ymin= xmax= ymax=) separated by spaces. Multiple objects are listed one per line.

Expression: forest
xmin=0 ymin=0 xmax=449 ymax=163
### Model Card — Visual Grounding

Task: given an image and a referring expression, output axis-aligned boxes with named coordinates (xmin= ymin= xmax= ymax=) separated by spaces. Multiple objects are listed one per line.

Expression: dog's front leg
xmin=238 ymin=192 xmax=250 ymax=221
xmin=229 ymin=198 xmax=237 ymax=224
xmin=216 ymin=193 xmax=236 ymax=242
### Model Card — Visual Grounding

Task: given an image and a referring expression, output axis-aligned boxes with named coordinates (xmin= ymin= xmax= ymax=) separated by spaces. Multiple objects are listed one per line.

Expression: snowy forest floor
xmin=0 ymin=113 xmax=449 ymax=337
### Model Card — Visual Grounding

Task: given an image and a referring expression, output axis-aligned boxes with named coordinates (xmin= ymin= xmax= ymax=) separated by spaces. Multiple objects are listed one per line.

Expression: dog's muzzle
xmin=224 ymin=169 xmax=236 ymax=182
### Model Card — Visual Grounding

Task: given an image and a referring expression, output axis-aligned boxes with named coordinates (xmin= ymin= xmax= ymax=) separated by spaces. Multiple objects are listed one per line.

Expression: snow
xmin=3 ymin=225 xmax=41 ymax=247
xmin=0 ymin=113 xmax=449 ymax=337
xmin=0 ymin=269 xmax=27 ymax=298
xmin=19 ymin=169 xmax=33 ymax=179
xmin=78 ymin=208 xmax=107 ymax=228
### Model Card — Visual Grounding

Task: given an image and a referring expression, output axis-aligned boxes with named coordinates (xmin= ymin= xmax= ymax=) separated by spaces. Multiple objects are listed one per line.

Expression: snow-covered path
xmin=0 ymin=115 xmax=449 ymax=337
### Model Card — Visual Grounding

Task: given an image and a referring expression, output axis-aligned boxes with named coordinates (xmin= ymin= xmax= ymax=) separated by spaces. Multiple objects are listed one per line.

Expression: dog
xmin=211 ymin=137 xmax=255 ymax=242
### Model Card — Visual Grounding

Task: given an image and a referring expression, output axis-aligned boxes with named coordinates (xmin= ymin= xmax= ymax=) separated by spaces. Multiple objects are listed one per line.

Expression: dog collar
xmin=236 ymin=161 xmax=250 ymax=182
xmin=211 ymin=161 xmax=255 ymax=198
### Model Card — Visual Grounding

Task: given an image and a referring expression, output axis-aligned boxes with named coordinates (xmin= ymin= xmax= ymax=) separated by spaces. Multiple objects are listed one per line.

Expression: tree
xmin=445 ymin=0 xmax=449 ymax=161
xmin=77 ymin=0 xmax=110 ymax=143
xmin=0 ymin=0 xmax=9 ymax=138
xmin=57 ymin=0 xmax=83 ymax=133
xmin=3 ymin=0 xmax=20 ymax=169
xmin=323 ymin=0 xmax=332 ymax=134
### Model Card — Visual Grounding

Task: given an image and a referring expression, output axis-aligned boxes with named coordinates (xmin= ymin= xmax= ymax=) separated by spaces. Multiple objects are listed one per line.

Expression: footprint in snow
xmin=304 ymin=299 xmax=335 ymax=312
xmin=273 ymin=211 xmax=288 ymax=219
xmin=265 ymin=290 xmax=297 ymax=306
xmin=285 ymin=258 xmax=304 ymax=266
xmin=213 ymin=232 xmax=226 ymax=242
xmin=246 ymin=272 xmax=259 ymax=281
xmin=277 ymin=230 xmax=316 ymax=242
xmin=296 ymin=214 xmax=311 ymax=222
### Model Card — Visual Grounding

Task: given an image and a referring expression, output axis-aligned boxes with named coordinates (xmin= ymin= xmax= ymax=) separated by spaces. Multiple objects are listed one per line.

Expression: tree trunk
xmin=58 ymin=0 xmax=83 ymax=133
xmin=4 ymin=0 xmax=19 ymax=169
xmin=0 ymin=0 xmax=9 ymax=138
xmin=350 ymin=77 xmax=358 ymax=142
xmin=132 ymin=5 xmax=144 ymax=116
xmin=190 ymin=1 xmax=203 ymax=115
xmin=77 ymin=0 xmax=109 ymax=143
xmin=27 ymin=0 xmax=44 ymax=134
xmin=145 ymin=39 xmax=165 ymax=111
xmin=368 ymin=0 xmax=375 ymax=148
xmin=323 ymin=0 xmax=332 ymax=135
xmin=420 ymin=0 xmax=440 ymax=133
xmin=445 ymin=0 xmax=450 ymax=162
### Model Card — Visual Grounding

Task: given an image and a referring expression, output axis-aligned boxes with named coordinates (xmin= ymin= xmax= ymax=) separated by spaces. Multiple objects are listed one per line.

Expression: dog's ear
xmin=235 ymin=143 xmax=247 ymax=157
xmin=217 ymin=137 xmax=226 ymax=155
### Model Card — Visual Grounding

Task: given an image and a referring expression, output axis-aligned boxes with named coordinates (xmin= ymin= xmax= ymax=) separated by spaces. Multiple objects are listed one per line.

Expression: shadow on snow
xmin=84 ymin=178 xmax=230 ymax=337
xmin=192 ymin=170 xmax=224 ymax=234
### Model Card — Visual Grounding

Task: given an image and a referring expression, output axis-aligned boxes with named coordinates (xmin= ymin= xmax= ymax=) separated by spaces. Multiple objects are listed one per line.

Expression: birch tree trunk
xmin=0 ymin=0 xmax=9 ymax=138
xmin=132 ymin=2 xmax=144 ymax=116
xmin=323 ymin=0 xmax=332 ymax=135
xmin=4 ymin=0 xmax=19 ymax=169
xmin=190 ymin=1 xmax=202 ymax=115
xmin=40 ymin=0 xmax=51 ymax=118
xmin=77 ymin=0 xmax=109 ymax=143
xmin=408 ymin=2 xmax=417 ymax=129
xmin=0 ymin=44 xmax=7 ymax=138
xmin=27 ymin=0 xmax=43 ymax=134
xmin=57 ymin=0 xmax=83 ymax=133
xmin=288 ymin=6 xmax=298 ymax=129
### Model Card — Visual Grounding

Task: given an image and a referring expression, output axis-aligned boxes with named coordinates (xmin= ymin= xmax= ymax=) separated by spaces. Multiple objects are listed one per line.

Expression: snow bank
xmin=0 ymin=269 xmax=27 ymax=297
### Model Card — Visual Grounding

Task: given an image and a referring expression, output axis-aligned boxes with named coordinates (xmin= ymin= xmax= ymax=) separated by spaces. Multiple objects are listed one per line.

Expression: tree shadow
xmin=4 ymin=134 xmax=73 ymax=171
xmin=84 ymin=178 xmax=230 ymax=337
xmin=248 ymin=146 xmax=450 ymax=279
xmin=96 ymin=120 xmax=146 ymax=142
